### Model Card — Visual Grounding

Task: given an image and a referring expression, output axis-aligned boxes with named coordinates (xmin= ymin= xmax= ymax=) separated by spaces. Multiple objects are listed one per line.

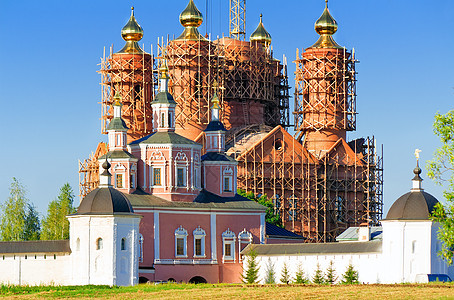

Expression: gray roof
xmin=152 ymin=91 xmax=177 ymax=105
xmin=241 ymin=240 xmax=382 ymax=256
xmin=0 ymin=240 xmax=71 ymax=254
xmin=106 ymin=117 xmax=128 ymax=131
xmin=266 ymin=222 xmax=305 ymax=240
xmin=386 ymin=190 xmax=438 ymax=220
xmin=130 ymin=132 xmax=201 ymax=146
xmin=127 ymin=189 xmax=266 ymax=211
xmin=336 ymin=226 xmax=383 ymax=241
xmin=99 ymin=150 xmax=135 ymax=160
xmin=77 ymin=187 xmax=134 ymax=215
xmin=201 ymin=152 xmax=236 ymax=162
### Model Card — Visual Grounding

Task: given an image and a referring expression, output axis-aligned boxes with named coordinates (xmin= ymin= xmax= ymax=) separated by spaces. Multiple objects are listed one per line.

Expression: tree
xmin=238 ymin=189 xmax=283 ymax=227
xmin=0 ymin=178 xmax=40 ymax=241
xmin=427 ymin=110 xmax=454 ymax=265
xmin=264 ymin=258 xmax=276 ymax=284
xmin=341 ymin=263 xmax=359 ymax=284
xmin=242 ymin=249 xmax=260 ymax=284
xmin=325 ymin=260 xmax=337 ymax=284
xmin=41 ymin=183 xmax=76 ymax=240
xmin=312 ymin=263 xmax=325 ymax=284
xmin=294 ymin=263 xmax=309 ymax=284
xmin=280 ymin=261 xmax=291 ymax=284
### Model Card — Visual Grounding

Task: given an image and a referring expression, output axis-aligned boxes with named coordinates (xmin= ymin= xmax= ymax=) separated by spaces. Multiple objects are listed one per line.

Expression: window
xmin=96 ymin=238 xmax=103 ymax=250
xmin=222 ymin=229 xmax=236 ymax=262
xmin=412 ymin=240 xmax=417 ymax=254
xmin=223 ymin=176 xmax=232 ymax=192
xmin=177 ymin=168 xmax=186 ymax=187
xmin=130 ymin=174 xmax=135 ymax=188
xmin=336 ymin=196 xmax=343 ymax=222
xmin=121 ymin=238 xmax=126 ymax=251
xmin=161 ymin=113 xmax=165 ymax=128
xmin=153 ymin=168 xmax=161 ymax=186
xmin=116 ymin=174 xmax=123 ymax=188
xmin=138 ymin=234 xmax=144 ymax=263
xmin=116 ymin=134 xmax=121 ymax=146
xmin=168 ymin=112 xmax=173 ymax=128
xmin=76 ymin=238 xmax=80 ymax=251
xmin=175 ymin=226 xmax=188 ymax=257
xmin=238 ymin=230 xmax=252 ymax=252
xmin=193 ymin=227 xmax=206 ymax=257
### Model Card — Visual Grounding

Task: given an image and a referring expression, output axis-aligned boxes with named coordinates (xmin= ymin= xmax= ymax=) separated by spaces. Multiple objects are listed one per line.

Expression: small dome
xmin=121 ymin=7 xmax=144 ymax=42
xmin=77 ymin=187 xmax=134 ymax=214
xmin=309 ymin=1 xmax=342 ymax=49
xmin=250 ymin=14 xmax=272 ymax=47
xmin=386 ymin=191 xmax=438 ymax=220
xmin=180 ymin=0 xmax=203 ymax=28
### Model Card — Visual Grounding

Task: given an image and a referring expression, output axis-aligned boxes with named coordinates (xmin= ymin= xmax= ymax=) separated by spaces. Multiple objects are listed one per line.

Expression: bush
xmin=264 ymin=258 xmax=276 ymax=284
xmin=280 ymin=261 xmax=291 ymax=284
xmin=294 ymin=263 xmax=309 ymax=284
xmin=242 ymin=249 xmax=260 ymax=284
xmin=312 ymin=263 xmax=325 ymax=284
xmin=325 ymin=260 xmax=337 ymax=284
xmin=341 ymin=263 xmax=359 ymax=284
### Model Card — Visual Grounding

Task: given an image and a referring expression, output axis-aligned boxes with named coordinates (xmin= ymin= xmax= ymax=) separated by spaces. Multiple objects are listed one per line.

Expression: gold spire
xmin=159 ymin=60 xmax=170 ymax=80
xmin=113 ymin=92 xmax=122 ymax=106
xmin=309 ymin=0 xmax=342 ymax=49
xmin=175 ymin=0 xmax=207 ymax=41
xmin=117 ymin=7 xmax=145 ymax=54
xmin=250 ymin=14 xmax=272 ymax=47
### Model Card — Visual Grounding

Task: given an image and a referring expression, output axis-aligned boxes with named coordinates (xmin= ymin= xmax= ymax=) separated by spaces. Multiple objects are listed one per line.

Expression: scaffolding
xmin=229 ymin=0 xmax=246 ymax=40
xmin=78 ymin=142 xmax=107 ymax=200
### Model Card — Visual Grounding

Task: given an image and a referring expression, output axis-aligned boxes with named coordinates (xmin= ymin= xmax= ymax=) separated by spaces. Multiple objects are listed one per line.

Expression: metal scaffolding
xmin=229 ymin=0 xmax=246 ymax=40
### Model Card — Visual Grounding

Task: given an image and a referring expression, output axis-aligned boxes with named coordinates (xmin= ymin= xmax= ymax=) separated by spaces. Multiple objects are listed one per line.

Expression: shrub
xmin=341 ymin=263 xmax=359 ymax=284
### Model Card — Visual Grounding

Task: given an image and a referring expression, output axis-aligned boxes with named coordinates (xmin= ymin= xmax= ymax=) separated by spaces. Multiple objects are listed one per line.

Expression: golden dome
xmin=117 ymin=7 xmax=146 ymax=54
xmin=309 ymin=1 xmax=342 ymax=49
xmin=250 ymin=14 xmax=272 ymax=47
xmin=175 ymin=0 xmax=207 ymax=41
xmin=121 ymin=7 xmax=143 ymax=42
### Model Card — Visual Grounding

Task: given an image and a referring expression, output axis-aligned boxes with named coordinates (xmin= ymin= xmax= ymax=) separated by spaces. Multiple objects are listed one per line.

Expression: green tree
xmin=427 ymin=110 xmax=454 ymax=265
xmin=312 ymin=263 xmax=325 ymax=284
xmin=341 ymin=263 xmax=359 ymax=284
xmin=325 ymin=260 xmax=337 ymax=284
xmin=238 ymin=189 xmax=283 ymax=227
xmin=294 ymin=263 xmax=309 ymax=284
xmin=0 ymin=178 xmax=40 ymax=241
xmin=280 ymin=261 xmax=291 ymax=284
xmin=41 ymin=183 xmax=76 ymax=240
xmin=242 ymin=249 xmax=260 ymax=284
xmin=264 ymin=258 xmax=276 ymax=284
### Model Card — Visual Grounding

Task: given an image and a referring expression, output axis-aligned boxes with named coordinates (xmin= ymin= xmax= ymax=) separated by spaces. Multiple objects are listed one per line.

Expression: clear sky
xmin=0 ymin=0 xmax=453 ymax=218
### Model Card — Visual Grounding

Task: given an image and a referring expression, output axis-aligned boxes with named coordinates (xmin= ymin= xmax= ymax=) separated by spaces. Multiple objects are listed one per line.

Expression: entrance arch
xmin=138 ymin=276 xmax=149 ymax=284
xmin=189 ymin=276 xmax=207 ymax=284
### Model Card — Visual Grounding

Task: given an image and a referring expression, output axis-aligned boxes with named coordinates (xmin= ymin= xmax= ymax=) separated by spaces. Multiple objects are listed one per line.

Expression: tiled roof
xmin=130 ymin=132 xmax=201 ymax=146
xmin=241 ymin=240 xmax=382 ymax=256
xmin=106 ymin=117 xmax=128 ymax=131
xmin=99 ymin=150 xmax=135 ymax=160
xmin=0 ymin=240 xmax=71 ymax=254
xmin=204 ymin=121 xmax=226 ymax=132
xmin=266 ymin=222 xmax=305 ymax=240
xmin=336 ymin=226 xmax=383 ymax=241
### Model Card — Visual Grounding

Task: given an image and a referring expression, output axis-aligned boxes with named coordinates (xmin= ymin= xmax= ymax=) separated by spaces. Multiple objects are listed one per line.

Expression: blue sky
xmin=0 ymin=0 xmax=453 ymax=218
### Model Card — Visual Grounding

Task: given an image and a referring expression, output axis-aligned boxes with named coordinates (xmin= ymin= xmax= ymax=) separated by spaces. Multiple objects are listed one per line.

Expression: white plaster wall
xmin=114 ymin=216 xmax=140 ymax=286
xmin=252 ymin=252 xmax=382 ymax=284
xmin=0 ymin=253 xmax=70 ymax=285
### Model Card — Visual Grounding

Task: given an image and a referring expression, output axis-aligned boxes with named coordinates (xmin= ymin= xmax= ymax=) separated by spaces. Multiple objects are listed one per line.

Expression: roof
xmin=126 ymin=189 xmax=266 ymax=211
xmin=0 ymin=240 xmax=71 ymax=254
xmin=204 ymin=121 xmax=226 ymax=132
xmin=77 ymin=187 xmax=134 ymax=215
xmin=266 ymin=222 xmax=305 ymax=240
xmin=99 ymin=150 xmax=135 ymax=160
xmin=152 ymin=91 xmax=177 ymax=105
xmin=201 ymin=152 xmax=236 ymax=162
xmin=130 ymin=132 xmax=201 ymax=146
xmin=386 ymin=190 xmax=438 ymax=220
xmin=241 ymin=240 xmax=382 ymax=256
xmin=106 ymin=117 xmax=128 ymax=131
xmin=336 ymin=226 xmax=383 ymax=241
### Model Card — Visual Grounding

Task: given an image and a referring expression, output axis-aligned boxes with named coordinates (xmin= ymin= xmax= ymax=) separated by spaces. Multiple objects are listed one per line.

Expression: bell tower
xmin=294 ymin=0 xmax=357 ymax=157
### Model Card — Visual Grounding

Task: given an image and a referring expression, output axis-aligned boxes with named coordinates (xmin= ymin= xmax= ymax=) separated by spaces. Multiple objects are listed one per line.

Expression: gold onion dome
xmin=175 ymin=0 xmax=207 ymax=41
xmin=117 ymin=7 xmax=145 ymax=54
xmin=159 ymin=60 xmax=170 ymax=80
xmin=250 ymin=14 xmax=272 ymax=47
xmin=309 ymin=1 xmax=342 ymax=49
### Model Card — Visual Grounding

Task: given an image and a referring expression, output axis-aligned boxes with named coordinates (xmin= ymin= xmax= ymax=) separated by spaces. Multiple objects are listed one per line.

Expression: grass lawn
xmin=1 ymin=283 xmax=454 ymax=299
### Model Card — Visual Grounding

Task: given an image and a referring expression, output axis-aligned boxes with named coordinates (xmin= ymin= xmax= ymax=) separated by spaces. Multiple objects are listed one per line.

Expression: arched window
xmin=76 ymin=238 xmax=80 ymax=251
xmin=412 ymin=240 xmax=417 ymax=254
xmin=96 ymin=238 xmax=103 ymax=250
xmin=175 ymin=226 xmax=188 ymax=257
xmin=222 ymin=229 xmax=236 ymax=262
xmin=238 ymin=229 xmax=252 ymax=252
xmin=138 ymin=234 xmax=144 ymax=263
xmin=193 ymin=226 xmax=206 ymax=257
xmin=121 ymin=238 xmax=126 ymax=251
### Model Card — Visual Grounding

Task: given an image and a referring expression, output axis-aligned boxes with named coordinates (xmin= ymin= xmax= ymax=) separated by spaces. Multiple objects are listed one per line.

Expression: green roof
xmin=152 ymin=91 xmax=177 ymax=105
xmin=106 ymin=117 xmax=128 ymax=131
xmin=99 ymin=150 xmax=136 ymax=160
xmin=137 ymin=132 xmax=201 ymax=146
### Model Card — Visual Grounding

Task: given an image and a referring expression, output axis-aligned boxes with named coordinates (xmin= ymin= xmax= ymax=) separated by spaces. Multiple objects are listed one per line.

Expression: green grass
xmin=2 ymin=283 xmax=454 ymax=299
